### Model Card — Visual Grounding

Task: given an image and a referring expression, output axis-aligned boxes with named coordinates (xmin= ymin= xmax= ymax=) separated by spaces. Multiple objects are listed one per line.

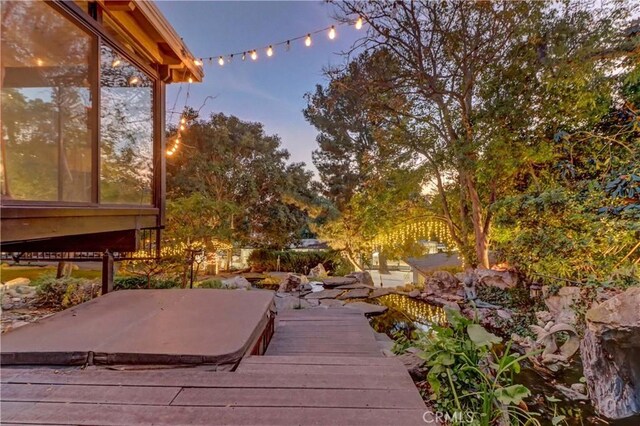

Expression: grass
xmin=0 ymin=266 xmax=101 ymax=283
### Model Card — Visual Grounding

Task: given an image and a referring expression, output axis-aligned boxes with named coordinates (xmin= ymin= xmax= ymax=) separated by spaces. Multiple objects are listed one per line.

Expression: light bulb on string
xmin=188 ymin=77 xmax=193 ymax=83
xmin=251 ymin=50 xmax=258 ymax=60
xmin=355 ymin=17 xmax=363 ymax=30
xmin=218 ymin=56 xmax=224 ymax=66
xmin=129 ymin=76 xmax=139 ymax=85
xmin=328 ymin=26 xmax=336 ymax=39
xmin=112 ymin=58 xmax=121 ymax=67
xmin=181 ymin=117 xmax=186 ymax=125
xmin=194 ymin=59 xmax=203 ymax=66
xmin=36 ymin=58 xmax=44 ymax=66
xmin=180 ymin=124 xmax=185 ymax=131
xmin=242 ymin=52 xmax=246 ymax=61
xmin=267 ymin=45 xmax=273 ymax=57
xmin=305 ymin=34 xmax=312 ymax=47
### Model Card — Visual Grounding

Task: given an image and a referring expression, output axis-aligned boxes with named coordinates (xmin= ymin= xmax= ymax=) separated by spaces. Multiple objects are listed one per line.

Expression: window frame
xmin=0 ymin=0 xmax=162 ymax=209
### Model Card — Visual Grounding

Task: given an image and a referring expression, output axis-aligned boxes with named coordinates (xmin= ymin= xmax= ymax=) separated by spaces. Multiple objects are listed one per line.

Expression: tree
xmin=166 ymin=112 xmax=317 ymax=250
xmin=331 ymin=0 xmax=637 ymax=268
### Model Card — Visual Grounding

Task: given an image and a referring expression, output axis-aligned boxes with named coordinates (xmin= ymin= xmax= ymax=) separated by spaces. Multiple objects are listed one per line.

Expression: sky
xmin=156 ymin=1 xmax=364 ymax=173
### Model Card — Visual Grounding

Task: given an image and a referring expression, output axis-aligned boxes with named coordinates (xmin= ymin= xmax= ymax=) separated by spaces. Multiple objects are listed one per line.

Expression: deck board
xmin=0 ymin=306 xmax=430 ymax=425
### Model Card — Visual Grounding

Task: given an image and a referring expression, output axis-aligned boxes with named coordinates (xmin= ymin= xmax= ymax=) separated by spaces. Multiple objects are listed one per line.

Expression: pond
xmin=366 ymin=293 xmax=640 ymax=426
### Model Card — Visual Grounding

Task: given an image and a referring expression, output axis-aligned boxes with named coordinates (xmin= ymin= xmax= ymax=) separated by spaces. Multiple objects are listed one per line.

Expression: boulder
xmin=337 ymin=288 xmax=370 ymax=300
xmin=221 ymin=276 xmax=251 ymax=290
xmin=274 ymin=294 xmax=314 ymax=311
xmin=543 ymin=286 xmax=581 ymax=325
xmin=397 ymin=349 xmax=427 ymax=381
xmin=278 ymin=274 xmax=308 ymax=293
xmin=4 ymin=277 xmax=30 ymax=287
xmin=581 ymin=286 xmax=640 ymax=419
xmin=408 ymin=290 xmax=420 ymax=298
xmin=425 ymin=271 xmax=461 ymax=300
xmin=308 ymin=263 xmax=327 ymax=278
xmin=475 ymin=268 xmax=518 ymax=289
xmin=345 ymin=271 xmax=375 ymax=287
xmin=322 ymin=277 xmax=358 ymax=288
xmin=335 ymin=283 xmax=375 ymax=290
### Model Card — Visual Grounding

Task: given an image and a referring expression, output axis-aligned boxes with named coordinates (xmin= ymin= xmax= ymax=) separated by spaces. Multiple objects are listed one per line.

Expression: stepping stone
xmin=371 ymin=288 xmax=393 ymax=298
xmin=335 ymin=283 xmax=375 ymax=290
xmin=322 ymin=277 xmax=358 ymax=288
xmin=304 ymin=289 xmax=344 ymax=300
xmin=317 ymin=299 xmax=346 ymax=308
xmin=344 ymin=302 xmax=388 ymax=315
xmin=338 ymin=288 xmax=370 ymax=300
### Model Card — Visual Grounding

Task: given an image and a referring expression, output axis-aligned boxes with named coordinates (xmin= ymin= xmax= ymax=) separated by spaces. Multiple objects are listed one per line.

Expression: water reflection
xmin=368 ymin=293 xmax=446 ymax=337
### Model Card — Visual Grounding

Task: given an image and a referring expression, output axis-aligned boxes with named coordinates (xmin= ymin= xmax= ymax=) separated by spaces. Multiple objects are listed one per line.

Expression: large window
xmin=1 ymin=1 xmax=156 ymax=206
xmin=1 ymin=1 xmax=95 ymax=203
xmin=100 ymin=43 xmax=154 ymax=205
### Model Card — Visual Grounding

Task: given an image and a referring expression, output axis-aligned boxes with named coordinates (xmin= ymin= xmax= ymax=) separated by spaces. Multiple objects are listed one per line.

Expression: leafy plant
xmin=196 ymin=278 xmax=224 ymax=289
xmin=408 ymin=307 xmax=540 ymax=425
xmin=34 ymin=274 xmax=100 ymax=308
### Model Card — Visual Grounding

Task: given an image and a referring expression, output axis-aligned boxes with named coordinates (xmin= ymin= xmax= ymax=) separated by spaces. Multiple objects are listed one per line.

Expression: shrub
xmin=34 ymin=274 xmax=100 ymax=309
xmin=247 ymin=249 xmax=351 ymax=275
xmin=113 ymin=275 xmax=180 ymax=290
xmin=196 ymin=278 xmax=224 ymax=289
xmin=401 ymin=306 xmax=541 ymax=425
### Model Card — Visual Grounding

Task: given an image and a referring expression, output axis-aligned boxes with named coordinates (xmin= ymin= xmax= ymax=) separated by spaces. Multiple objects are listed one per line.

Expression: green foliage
xmin=34 ymin=274 xmax=100 ymax=308
xmin=405 ymin=307 xmax=540 ymax=425
xmin=196 ymin=279 xmax=224 ymax=289
xmin=113 ymin=275 xmax=179 ymax=290
xmin=247 ymin=249 xmax=351 ymax=275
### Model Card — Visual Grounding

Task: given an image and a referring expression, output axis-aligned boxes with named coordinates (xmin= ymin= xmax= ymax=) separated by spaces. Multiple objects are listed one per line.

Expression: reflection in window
xmin=0 ymin=1 xmax=94 ymax=202
xmin=100 ymin=44 xmax=153 ymax=205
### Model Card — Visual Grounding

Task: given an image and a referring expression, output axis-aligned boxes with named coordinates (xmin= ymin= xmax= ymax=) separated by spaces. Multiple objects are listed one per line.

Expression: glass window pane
xmin=1 ymin=1 xmax=94 ymax=203
xmin=100 ymin=43 xmax=153 ymax=205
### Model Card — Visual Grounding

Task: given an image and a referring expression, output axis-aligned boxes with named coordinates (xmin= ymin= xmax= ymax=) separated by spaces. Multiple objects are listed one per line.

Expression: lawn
xmin=1 ymin=266 xmax=102 ymax=283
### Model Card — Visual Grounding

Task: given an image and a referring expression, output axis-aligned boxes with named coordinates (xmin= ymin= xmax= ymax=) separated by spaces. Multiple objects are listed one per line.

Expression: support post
xmin=102 ymin=250 xmax=114 ymax=295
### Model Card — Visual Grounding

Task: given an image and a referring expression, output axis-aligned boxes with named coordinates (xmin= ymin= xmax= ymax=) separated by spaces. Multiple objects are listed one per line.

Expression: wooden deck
xmin=1 ymin=307 xmax=430 ymax=425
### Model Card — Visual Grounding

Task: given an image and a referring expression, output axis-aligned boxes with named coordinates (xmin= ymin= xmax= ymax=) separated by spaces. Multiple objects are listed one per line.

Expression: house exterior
xmin=0 ymin=1 xmax=203 ymax=252
xmin=1 ymin=0 xmax=202 ymax=275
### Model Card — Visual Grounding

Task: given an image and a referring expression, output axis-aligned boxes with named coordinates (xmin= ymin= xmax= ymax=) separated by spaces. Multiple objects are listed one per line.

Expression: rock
xmin=496 ymin=309 xmax=513 ymax=320
xmin=318 ymin=299 xmax=346 ymax=308
xmin=345 ymin=271 xmax=375 ymax=287
xmin=397 ymin=351 xmax=427 ymax=381
xmin=475 ymin=268 xmax=518 ymax=289
xmin=335 ymin=283 xmax=375 ymax=290
xmin=408 ymin=290 xmax=420 ymax=298
xmin=543 ymin=286 xmax=581 ymax=325
xmin=581 ymin=286 xmax=640 ymax=419
xmin=344 ymin=302 xmax=388 ymax=316
xmin=321 ymin=277 xmax=358 ymax=288
xmin=274 ymin=294 xmax=313 ymax=311
xmin=278 ymin=274 xmax=307 ymax=293
xmin=337 ymin=288 xmax=370 ymax=300
xmin=11 ymin=297 xmax=21 ymax=302
xmin=535 ymin=311 xmax=554 ymax=325
xmin=556 ymin=384 xmax=589 ymax=401
xmin=304 ymin=289 xmax=344 ymax=300
xmin=298 ymin=283 xmax=312 ymax=292
xmin=4 ymin=277 xmax=31 ymax=287
xmin=427 ymin=271 xmax=460 ymax=290
xmin=571 ymin=383 xmax=587 ymax=395
xmin=371 ymin=288 xmax=392 ymax=298
xmin=221 ymin=276 xmax=251 ymax=290
xmin=308 ymin=263 xmax=327 ymax=278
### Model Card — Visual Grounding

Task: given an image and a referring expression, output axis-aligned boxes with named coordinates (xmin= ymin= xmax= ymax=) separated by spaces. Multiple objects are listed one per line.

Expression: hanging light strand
xmin=195 ymin=19 xmax=364 ymax=67
xmin=166 ymin=81 xmax=192 ymax=157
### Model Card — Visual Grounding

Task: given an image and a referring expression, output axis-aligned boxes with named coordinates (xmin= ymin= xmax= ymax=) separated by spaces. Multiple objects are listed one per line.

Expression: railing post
xmin=102 ymin=250 xmax=114 ymax=295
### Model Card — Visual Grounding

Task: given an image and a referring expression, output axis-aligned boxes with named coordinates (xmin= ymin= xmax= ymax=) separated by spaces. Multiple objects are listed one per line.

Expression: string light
xmin=218 ymin=56 xmax=224 ymax=66
xmin=129 ymin=76 xmax=139 ymax=85
xmin=194 ymin=59 xmax=203 ymax=66
xmin=305 ymin=33 xmax=312 ymax=47
xmin=251 ymin=50 xmax=258 ymax=60
xmin=355 ymin=17 xmax=363 ymax=30
xmin=36 ymin=58 xmax=44 ymax=66
xmin=112 ymin=58 xmax=121 ymax=67
xmin=188 ymin=77 xmax=193 ymax=83
xmin=267 ymin=45 xmax=273 ymax=57
xmin=328 ymin=25 xmax=336 ymax=39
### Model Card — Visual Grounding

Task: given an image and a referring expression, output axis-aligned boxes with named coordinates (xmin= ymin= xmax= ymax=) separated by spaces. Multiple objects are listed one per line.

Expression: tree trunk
xmin=344 ymin=250 xmax=364 ymax=272
xmin=378 ymin=252 xmax=391 ymax=275
xmin=56 ymin=262 xmax=66 ymax=279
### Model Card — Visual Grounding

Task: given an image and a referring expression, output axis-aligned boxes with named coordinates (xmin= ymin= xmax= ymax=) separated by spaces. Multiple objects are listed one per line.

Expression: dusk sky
xmin=156 ymin=1 xmax=364 ymax=173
